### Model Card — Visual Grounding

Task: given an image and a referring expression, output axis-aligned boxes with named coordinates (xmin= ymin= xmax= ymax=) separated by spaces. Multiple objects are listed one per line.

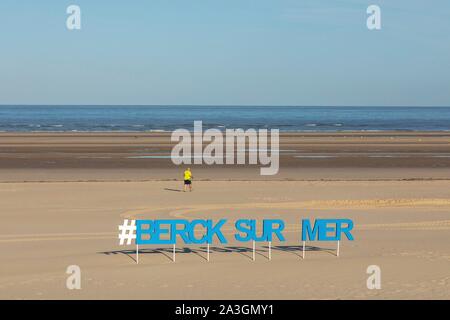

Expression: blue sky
xmin=0 ymin=0 xmax=449 ymax=106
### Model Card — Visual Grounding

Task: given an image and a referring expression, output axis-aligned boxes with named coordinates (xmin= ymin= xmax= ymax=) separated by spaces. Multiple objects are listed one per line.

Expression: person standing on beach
xmin=184 ymin=168 xmax=193 ymax=192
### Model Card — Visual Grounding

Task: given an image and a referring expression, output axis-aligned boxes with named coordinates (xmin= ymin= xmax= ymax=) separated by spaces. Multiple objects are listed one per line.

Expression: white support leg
xmin=337 ymin=241 xmax=340 ymax=257
xmin=173 ymin=244 xmax=176 ymax=262
xmin=268 ymin=241 xmax=271 ymax=261
xmin=302 ymin=241 xmax=306 ymax=259
xmin=136 ymin=244 xmax=139 ymax=264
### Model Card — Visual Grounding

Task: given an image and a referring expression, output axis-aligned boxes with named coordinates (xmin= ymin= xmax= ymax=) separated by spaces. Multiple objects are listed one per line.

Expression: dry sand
xmin=0 ymin=133 xmax=449 ymax=299
xmin=1 ymin=180 xmax=449 ymax=299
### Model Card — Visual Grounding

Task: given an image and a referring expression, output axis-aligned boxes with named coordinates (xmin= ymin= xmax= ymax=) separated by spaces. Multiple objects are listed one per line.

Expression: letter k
xmin=207 ymin=219 xmax=228 ymax=244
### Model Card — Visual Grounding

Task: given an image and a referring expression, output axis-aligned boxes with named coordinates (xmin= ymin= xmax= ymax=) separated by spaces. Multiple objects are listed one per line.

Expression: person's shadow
xmin=164 ymin=188 xmax=183 ymax=192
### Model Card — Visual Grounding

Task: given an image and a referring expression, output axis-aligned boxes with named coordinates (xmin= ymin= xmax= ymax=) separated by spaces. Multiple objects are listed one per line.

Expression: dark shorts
xmin=184 ymin=180 xmax=191 ymax=185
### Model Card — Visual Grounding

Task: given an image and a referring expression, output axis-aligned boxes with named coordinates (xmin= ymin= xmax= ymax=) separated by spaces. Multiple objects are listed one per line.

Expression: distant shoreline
xmin=1 ymin=130 xmax=450 ymax=136
xmin=2 ymin=105 xmax=450 ymax=108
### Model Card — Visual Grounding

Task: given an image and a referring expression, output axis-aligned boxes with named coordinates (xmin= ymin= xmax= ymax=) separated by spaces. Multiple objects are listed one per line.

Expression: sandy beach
xmin=0 ymin=133 xmax=449 ymax=299
xmin=1 ymin=132 xmax=450 ymax=181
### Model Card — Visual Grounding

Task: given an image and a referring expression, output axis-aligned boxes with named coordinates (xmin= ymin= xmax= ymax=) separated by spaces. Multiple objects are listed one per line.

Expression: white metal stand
xmin=173 ymin=244 xmax=176 ymax=262
xmin=268 ymin=241 xmax=272 ymax=261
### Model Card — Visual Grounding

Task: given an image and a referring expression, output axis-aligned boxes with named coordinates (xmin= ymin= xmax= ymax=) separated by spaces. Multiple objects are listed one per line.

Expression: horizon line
xmin=1 ymin=104 xmax=450 ymax=108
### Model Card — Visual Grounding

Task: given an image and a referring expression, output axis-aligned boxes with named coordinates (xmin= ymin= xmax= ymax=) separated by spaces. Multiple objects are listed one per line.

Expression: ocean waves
xmin=1 ymin=106 xmax=450 ymax=132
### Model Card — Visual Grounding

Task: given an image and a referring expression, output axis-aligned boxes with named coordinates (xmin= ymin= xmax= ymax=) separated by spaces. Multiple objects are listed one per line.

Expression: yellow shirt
xmin=184 ymin=170 xmax=192 ymax=180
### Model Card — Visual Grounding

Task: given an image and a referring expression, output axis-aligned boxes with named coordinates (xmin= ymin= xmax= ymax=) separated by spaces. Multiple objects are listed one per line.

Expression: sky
xmin=0 ymin=0 xmax=449 ymax=106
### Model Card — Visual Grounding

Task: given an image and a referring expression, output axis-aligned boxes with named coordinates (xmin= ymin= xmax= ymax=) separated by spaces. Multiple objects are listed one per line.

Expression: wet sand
xmin=0 ymin=132 xmax=449 ymax=181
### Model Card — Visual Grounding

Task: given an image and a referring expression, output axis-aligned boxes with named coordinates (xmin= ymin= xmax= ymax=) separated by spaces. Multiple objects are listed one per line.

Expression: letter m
xmin=301 ymin=219 xmax=320 ymax=241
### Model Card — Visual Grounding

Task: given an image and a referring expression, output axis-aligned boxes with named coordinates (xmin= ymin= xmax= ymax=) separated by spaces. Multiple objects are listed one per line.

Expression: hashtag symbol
xmin=118 ymin=219 xmax=136 ymax=245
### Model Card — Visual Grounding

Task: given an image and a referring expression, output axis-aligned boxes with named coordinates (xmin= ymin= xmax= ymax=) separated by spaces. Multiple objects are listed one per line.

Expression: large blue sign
xmin=135 ymin=218 xmax=354 ymax=245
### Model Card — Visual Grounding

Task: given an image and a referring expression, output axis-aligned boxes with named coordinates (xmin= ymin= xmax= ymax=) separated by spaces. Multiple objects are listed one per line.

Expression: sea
xmin=1 ymin=105 xmax=450 ymax=132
